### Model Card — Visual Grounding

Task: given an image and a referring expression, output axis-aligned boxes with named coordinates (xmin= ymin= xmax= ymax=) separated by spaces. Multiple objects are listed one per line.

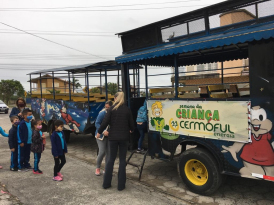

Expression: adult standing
xmin=9 ymin=97 xmax=27 ymax=121
xmin=136 ymin=101 xmax=147 ymax=152
xmin=96 ymin=92 xmax=134 ymax=191
xmin=95 ymin=100 xmax=113 ymax=176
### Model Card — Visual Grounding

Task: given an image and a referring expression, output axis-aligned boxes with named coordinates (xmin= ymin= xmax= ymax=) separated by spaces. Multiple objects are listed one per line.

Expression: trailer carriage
xmin=116 ymin=0 xmax=274 ymax=195
xmin=28 ymin=60 xmax=140 ymax=142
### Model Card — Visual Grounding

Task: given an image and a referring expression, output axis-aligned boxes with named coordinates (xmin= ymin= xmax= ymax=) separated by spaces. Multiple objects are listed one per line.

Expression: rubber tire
xmin=5 ymin=110 xmax=8 ymax=114
xmin=64 ymin=130 xmax=71 ymax=143
xmin=178 ymin=147 xmax=223 ymax=196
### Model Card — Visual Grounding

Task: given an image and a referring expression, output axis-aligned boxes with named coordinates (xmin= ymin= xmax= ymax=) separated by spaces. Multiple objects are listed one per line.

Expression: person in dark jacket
xmin=96 ymin=92 xmax=135 ymax=191
xmin=8 ymin=116 xmax=20 ymax=171
xmin=31 ymin=119 xmax=45 ymax=174
xmin=9 ymin=97 xmax=27 ymax=121
xmin=17 ymin=109 xmax=33 ymax=170
xmin=51 ymin=120 xmax=67 ymax=181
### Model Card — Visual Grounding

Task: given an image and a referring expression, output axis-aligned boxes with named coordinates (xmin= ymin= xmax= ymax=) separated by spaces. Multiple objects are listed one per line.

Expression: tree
xmin=72 ymin=77 xmax=82 ymax=92
xmin=104 ymin=82 xmax=118 ymax=95
xmin=90 ymin=87 xmax=100 ymax=93
xmin=0 ymin=79 xmax=25 ymax=104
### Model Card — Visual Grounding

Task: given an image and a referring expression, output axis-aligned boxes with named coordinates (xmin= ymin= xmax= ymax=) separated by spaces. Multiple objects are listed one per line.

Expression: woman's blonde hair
xmin=113 ymin=92 xmax=125 ymax=110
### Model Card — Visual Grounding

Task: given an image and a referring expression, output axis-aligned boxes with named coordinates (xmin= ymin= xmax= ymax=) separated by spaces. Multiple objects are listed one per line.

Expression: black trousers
xmin=103 ymin=140 xmax=128 ymax=190
xmin=54 ymin=155 xmax=66 ymax=177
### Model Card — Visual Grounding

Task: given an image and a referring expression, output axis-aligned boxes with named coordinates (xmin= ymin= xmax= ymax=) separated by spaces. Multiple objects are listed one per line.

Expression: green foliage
xmin=90 ymin=87 xmax=100 ymax=93
xmin=47 ymin=89 xmax=61 ymax=94
xmin=0 ymin=79 xmax=25 ymax=104
xmin=104 ymin=82 xmax=118 ymax=95
xmin=72 ymin=77 xmax=82 ymax=89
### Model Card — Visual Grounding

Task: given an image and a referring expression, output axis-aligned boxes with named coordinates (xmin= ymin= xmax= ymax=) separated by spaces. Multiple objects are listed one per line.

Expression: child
xmin=8 ymin=116 xmax=20 ymax=171
xmin=31 ymin=120 xmax=45 ymax=174
xmin=0 ymin=126 xmax=8 ymax=169
xmin=136 ymin=101 xmax=147 ymax=152
xmin=17 ymin=109 xmax=33 ymax=170
xmin=51 ymin=120 xmax=67 ymax=181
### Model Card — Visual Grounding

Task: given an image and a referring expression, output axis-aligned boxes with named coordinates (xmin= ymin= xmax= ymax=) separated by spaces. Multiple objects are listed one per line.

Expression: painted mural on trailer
xmin=147 ymin=99 xmax=274 ymax=179
xmin=222 ymin=104 xmax=274 ymax=179
xmin=31 ymin=98 xmax=104 ymax=133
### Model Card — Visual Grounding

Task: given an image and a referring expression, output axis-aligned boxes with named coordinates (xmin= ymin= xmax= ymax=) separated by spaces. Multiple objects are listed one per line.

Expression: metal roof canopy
xmin=27 ymin=60 xmax=141 ymax=75
xmin=115 ymin=0 xmax=274 ymax=67
xmin=117 ymin=0 xmax=265 ymax=36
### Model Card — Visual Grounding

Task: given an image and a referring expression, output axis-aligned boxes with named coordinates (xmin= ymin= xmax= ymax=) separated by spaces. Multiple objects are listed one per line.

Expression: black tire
xmin=64 ymin=130 xmax=71 ymax=143
xmin=5 ymin=110 xmax=8 ymax=114
xmin=178 ymin=147 xmax=223 ymax=195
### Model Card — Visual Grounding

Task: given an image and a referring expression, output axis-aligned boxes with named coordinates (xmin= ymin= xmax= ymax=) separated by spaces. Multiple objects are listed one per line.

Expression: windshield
xmin=0 ymin=100 xmax=4 ymax=104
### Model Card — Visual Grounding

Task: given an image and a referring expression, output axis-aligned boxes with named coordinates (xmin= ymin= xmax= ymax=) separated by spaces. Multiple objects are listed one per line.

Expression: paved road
xmin=1 ymin=110 xmax=274 ymax=204
xmin=0 ymin=111 xmax=185 ymax=205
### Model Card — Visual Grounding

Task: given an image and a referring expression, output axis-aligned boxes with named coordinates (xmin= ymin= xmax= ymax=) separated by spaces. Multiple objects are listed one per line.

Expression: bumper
xmin=0 ymin=108 xmax=9 ymax=112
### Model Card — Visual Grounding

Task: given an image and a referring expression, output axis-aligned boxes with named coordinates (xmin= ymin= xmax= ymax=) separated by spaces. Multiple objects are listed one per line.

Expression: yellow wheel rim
xmin=184 ymin=159 xmax=208 ymax=186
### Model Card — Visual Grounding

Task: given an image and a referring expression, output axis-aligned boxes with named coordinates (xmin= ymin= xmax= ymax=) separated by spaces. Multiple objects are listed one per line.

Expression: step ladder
xmin=126 ymin=150 xmax=148 ymax=181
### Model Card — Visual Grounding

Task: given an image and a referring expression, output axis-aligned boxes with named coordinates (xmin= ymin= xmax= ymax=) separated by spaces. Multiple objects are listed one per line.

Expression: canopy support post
xmin=145 ymin=61 xmax=148 ymax=99
xmin=86 ymin=69 xmax=90 ymax=107
xmin=221 ymin=61 xmax=224 ymax=84
xmin=121 ymin=63 xmax=130 ymax=107
xmin=68 ymin=72 xmax=71 ymax=101
xmin=52 ymin=71 xmax=55 ymax=100
xmin=117 ymin=69 xmax=120 ymax=92
xmin=40 ymin=73 xmax=42 ymax=99
xmin=105 ymin=68 xmax=108 ymax=101
xmin=100 ymin=71 xmax=102 ymax=94
xmin=29 ymin=74 xmax=32 ymax=95
xmin=174 ymin=56 xmax=179 ymax=99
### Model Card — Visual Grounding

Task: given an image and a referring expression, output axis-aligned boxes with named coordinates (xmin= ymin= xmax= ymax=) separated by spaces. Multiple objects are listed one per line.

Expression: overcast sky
xmin=0 ymin=0 xmax=226 ymax=92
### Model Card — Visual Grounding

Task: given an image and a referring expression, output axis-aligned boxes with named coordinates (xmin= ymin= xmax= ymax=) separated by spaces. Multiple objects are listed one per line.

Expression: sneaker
xmin=57 ymin=172 xmax=63 ymax=178
xmin=136 ymin=148 xmax=144 ymax=153
xmin=52 ymin=176 xmax=63 ymax=181
xmin=33 ymin=169 xmax=43 ymax=174
xmin=10 ymin=167 xmax=18 ymax=171
xmin=95 ymin=168 xmax=101 ymax=176
xmin=0 ymin=166 xmax=3 ymax=169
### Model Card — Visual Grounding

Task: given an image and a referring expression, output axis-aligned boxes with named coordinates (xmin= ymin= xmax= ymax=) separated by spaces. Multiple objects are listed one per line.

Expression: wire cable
xmin=0 ymin=0 xmax=201 ymax=10
xmin=0 ymin=4 xmax=209 ymax=12
xmin=0 ymin=22 xmax=109 ymax=60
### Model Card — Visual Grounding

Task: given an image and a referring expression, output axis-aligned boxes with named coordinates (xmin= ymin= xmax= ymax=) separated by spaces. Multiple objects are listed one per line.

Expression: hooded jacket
xmin=136 ymin=101 xmax=147 ymax=123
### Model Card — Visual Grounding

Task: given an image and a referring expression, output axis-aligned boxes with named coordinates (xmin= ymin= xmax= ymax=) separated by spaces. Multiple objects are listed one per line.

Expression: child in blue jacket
xmin=17 ymin=109 xmax=33 ymax=170
xmin=51 ymin=120 xmax=67 ymax=181
xmin=8 ymin=116 xmax=20 ymax=171
xmin=136 ymin=101 xmax=148 ymax=152
xmin=0 ymin=126 xmax=9 ymax=169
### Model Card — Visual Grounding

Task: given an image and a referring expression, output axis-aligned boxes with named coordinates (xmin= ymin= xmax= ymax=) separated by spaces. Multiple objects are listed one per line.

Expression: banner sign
xmin=147 ymin=100 xmax=250 ymax=143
